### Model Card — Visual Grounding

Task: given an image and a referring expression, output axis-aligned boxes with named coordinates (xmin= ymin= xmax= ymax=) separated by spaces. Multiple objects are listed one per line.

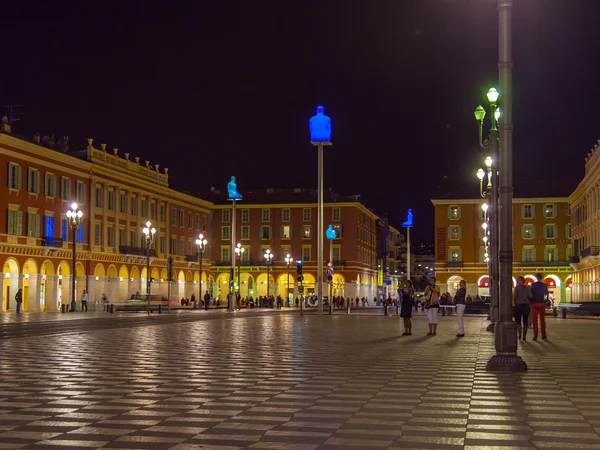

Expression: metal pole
xmin=267 ymin=263 xmax=270 ymax=302
xmin=71 ymin=226 xmax=76 ymax=312
xmin=317 ymin=143 xmax=324 ymax=315
xmin=329 ymin=244 xmax=333 ymax=315
xmin=487 ymin=0 xmax=526 ymax=372
xmin=229 ymin=199 xmax=236 ymax=312
xmin=237 ymin=255 xmax=240 ymax=305
xmin=287 ymin=263 xmax=290 ymax=307
xmin=198 ymin=249 xmax=202 ymax=311
xmin=146 ymin=243 xmax=150 ymax=315
xmin=406 ymin=227 xmax=411 ymax=283
xmin=487 ymin=132 xmax=500 ymax=331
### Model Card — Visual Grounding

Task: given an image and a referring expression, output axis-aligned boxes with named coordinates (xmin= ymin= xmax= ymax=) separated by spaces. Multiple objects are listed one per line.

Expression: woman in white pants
xmin=454 ymin=280 xmax=467 ymax=337
xmin=424 ymin=277 xmax=441 ymax=336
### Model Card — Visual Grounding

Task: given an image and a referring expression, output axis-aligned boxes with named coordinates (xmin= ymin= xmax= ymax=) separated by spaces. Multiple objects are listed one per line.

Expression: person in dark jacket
xmin=530 ymin=273 xmax=549 ymax=340
xmin=454 ymin=280 xmax=467 ymax=337
xmin=399 ymin=280 xmax=414 ymax=336
xmin=513 ymin=276 xmax=532 ymax=341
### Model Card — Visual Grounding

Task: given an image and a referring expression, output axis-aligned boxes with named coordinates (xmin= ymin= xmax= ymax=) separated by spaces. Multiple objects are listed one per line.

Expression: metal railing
xmin=581 ymin=246 xmax=600 ymax=258
xmin=42 ymin=236 xmax=63 ymax=247
xmin=446 ymin=261 xmax=464 ymax=267
xmin=119 ymin=246 xmax=156 ymax=257
xmin=519 ymin=260 xmax=570 ymax=267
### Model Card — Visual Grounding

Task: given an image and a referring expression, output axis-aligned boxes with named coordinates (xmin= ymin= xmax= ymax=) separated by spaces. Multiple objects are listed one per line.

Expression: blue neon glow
xmin=309 ymin=105 xmax=332 ymax=141
xmin=402 ymin=209 xmax=413 ymax=227
xmin=227 ymin=176 xmax=242 ymax=199
xmin=326 ymin=224 xmax=336 ymax=239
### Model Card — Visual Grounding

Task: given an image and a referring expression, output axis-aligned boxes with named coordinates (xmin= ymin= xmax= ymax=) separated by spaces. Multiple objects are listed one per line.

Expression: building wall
xmin=432 ymin=197 xmax=572 ymax=303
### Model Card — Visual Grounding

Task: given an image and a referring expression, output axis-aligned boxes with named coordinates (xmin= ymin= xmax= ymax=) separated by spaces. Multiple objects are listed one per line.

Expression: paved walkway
xmin=0 ymin=313 xmax=599 ymax=449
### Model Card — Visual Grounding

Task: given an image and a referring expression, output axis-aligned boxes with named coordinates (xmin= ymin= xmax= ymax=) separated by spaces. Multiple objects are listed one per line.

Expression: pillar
xmin=106 ymin=277 xmax=120 ymax=303
xmin=185 ymin=281 xmax=193 ymax=299
xmin=27 ymin=275 xmax=41 ymax=312
xmin=45 ymin=275 xmax=59 ymax=312
xmin=59 ymin=275 xmax=70 ymax=309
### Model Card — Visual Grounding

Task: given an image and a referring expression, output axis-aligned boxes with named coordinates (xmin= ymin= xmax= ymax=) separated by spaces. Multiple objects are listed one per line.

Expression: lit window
xmin=282 ymin=225 xmax=291 ymax=239
xmin=544 ymin=204 xmax=556 ymax=218
xmin=303 ymin=225 xmax=312 ymax=238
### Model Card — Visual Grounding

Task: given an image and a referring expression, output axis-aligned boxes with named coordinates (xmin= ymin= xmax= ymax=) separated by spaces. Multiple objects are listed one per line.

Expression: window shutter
xmin=259 ymin=226 xmax=264 ymax=239
xmin=521 ymin=205 xmax=525 ymax=218
xmin=16 ymin=211 xmax=23 ymax=235
xmin=338 ymin=225 xmax=343 ymax=238
xmin=544 ymin=248 xmax=549 ymax=261
xmin=447 ymin=206 xmax=452 ymax=219
xmin=268 ymin=226 xmax=272 ymax=239
xmin=531 ymin=205 xmax=535 ymax=219
xmin=17 ymin=166 xmax=22 ymax=189
xmin=27 ymin=169 xmax=33 ymax=192
xmin=280 ymin=226 xmax=283 ymax=238
xmin=521 ymin=225 xmax=525 ymax=239
xmin=289 ymin=226 xmax=292 ymax=238
xmin=35 ymin=214 xmax=40 ymax=237
xmin=35 ymin=171 xmax=40 ymax=193
xmin=448 ymin=227 xmax=451 ymax=240
xmin=8 ymin=163 xmax=13 ymax=188
xmin=458 ymin=226 xmax=462 ymax=240
xmin=531 ymin=226 xmax=536 ymax=239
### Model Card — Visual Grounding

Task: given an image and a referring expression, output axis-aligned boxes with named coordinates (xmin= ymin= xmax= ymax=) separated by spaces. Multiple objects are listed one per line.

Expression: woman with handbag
xmin=424 ymin=277 xmax=441 ymax=336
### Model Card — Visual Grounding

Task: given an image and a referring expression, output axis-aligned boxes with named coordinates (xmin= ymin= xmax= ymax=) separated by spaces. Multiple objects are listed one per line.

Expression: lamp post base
xmin=486 ymin=322 xmax=495 ymax=332
xmin=486 ymin=321 xmax=527 ymax=372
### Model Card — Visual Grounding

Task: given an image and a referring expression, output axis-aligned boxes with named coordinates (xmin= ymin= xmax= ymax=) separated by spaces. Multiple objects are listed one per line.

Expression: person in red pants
xmin=529 ymin=273 xmax=549 ymax=341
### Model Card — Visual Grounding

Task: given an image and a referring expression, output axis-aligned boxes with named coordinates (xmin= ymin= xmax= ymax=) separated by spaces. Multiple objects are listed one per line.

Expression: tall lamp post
xmin=285 ymin=253 xmax=293 ymax=307
xmin=264 ymin=249 xmax=273 ymax=300
xmin=475 ymin=94 xmax=500 ymax=333
xmin=196 ymin=233 xmax=207 ymax=310
xmin=235 ymin=243 xmax=245 ymax=302
xmin=142 ymin=221 xmax=156 ymax=315
xmin=66 ymin=202 xmax=82 ymax=313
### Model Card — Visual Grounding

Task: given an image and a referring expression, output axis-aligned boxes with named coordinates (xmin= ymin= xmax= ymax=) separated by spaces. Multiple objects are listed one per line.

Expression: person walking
xmin=400 ymin=280 xmax=414 ymax=335
xmin=15 ymin=288 xmax=23 ymax=314
xmin=424 ymin=277 xmax=441 ymax=336
xmin=530 ymin=273 xmax=549 ymax=341
xmin=454 ymin=280 xmax=467 ymax=337
xmin=81 ymin=290 xmax=89 ymax=312
xmin=513 ymin=276 xmax=532 ymax=341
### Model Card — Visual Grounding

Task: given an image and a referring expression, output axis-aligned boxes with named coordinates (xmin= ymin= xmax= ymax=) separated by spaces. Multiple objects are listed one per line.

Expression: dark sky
xmin=2 ymin=0 xmax=599 ymax=244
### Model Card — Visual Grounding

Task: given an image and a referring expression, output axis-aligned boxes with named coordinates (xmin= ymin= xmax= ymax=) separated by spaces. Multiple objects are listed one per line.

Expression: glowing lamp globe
xmin=474 ymin=105 xmax=486 ymax=122
xmin=487 ymin=87 xmax=499 ymax=104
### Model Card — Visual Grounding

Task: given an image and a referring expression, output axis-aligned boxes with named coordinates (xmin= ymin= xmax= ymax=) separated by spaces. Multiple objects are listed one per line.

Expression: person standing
xmin=81 ymin=290 xmax=89 ymax=312
xmin=513 ymin=276 xmax=532 ymax=341
xmin=400 ymin=280 xmax=414 ymax=336
xmin=15 ymin=288 xmax=23 ymax=314
xmin=454 ymin=280 xmax=467 ymax=337
xmin=530 ymin=273 xmax=549 ymax=340
xmin=424 ymin=277 xmax=441 ymax=336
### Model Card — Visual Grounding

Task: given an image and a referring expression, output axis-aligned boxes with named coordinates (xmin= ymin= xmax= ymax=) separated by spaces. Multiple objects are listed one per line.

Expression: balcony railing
xmin=570 ymin=255 xmax=581 ymax=264
xmin=42 ymin=236 xmax=63 ymax=248
xmin=519 ymin=261 xmax=570 ymax=267
xmin=119 ymin=246 xmax=156 ymax=257
xmin=446 ymin=261 xmax=464 ymax=267
xmin=581 ymin=246 xmax=600 ymax=259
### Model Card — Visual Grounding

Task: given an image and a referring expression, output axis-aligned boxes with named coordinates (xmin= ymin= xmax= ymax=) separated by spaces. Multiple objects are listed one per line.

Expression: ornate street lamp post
xmin=66 ymin=202 xmax=82 ymax=313
xmin=196 ymin=233 xmax=207 ymax=310
xmin=264 ymin=249 xmax=273 ymax=300
xmin=235 ymin=243 xmax=245 ymax=303
xmin=142 ymin=221 xmax=156 ymax=315
xmin=285 ymin=253 xmax=293 ymax=307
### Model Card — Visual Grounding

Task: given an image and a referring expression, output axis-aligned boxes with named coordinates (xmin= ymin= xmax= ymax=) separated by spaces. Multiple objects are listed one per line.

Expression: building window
xmin=61 ymin=219 xmax=67 ymax=241
xmin=332 ymin=207 xmax=341 ymax=221
xmin=187 ymin=239 xmax=192 ymax=256
xmin=179 ymin=209 xmax=184 ymax=227
xmin=448 ymin=205 xmax=461 ymax=220
xmin=107 ymin=226 xmax=115 ymax=247
xmin=27 ymin=213 xmax=40 ymax=237
xmin=303 ymin=208 xmax=311 ymax=221
xmin=76 ymin=181 xmax=86 ymax=204
xmin=262 ymin=209 xmax=270 ymax=222
xmin=303 ymin=225 xmax=312 ymax=239
xmin=282 ymin=225 xmax=291 ymax=239
xmin=448 ymin=247 xmax=462 ymax=262
xmin=203 ymin=216 xmax=207 ymax=230
xmin=222 ymin=209 xmax=230 ymax=223
xmin=44 ymin=215 xmax=54 ymax=238
xmin=108 ymin=191 xmax=116 ymax=211
xmin=95 ymin=186 xmax=104 ymax=208
xmin=260 ymin=225 xmax=272 ymax=239
xmin=94 ymin=224 xmax=101 ymax=245
xmin=522 ymin=247 xmax=536 ymax=262
xmin=222 ymin=226 xmax=230 ymax=240
xmin=543 ymin=224 xmax=557 ymax=239
xmin=522 ymin=225 xmax=535 ymax=239
xmin=7 ymin=162 xmax=22 ymax=190
xmin=195 ymin=213 xmax=199 ymax=230
xmin=332 ymin=224 xmax=343 ymax=238
xmin=118 ymin=228 xmax=126 ymax=246
xmin=333 ymin=246 xmax=341 ymax=261
xmin=221 ymin=246 xmax=230 ymax=262
xmin=27 ymin=168 xmax=41 ymax=194
xmin=544 ymin=203 xmax=556 ymax=218
xmin=131 ymin=197 xmax=138 ymax=215
xmin=566 ymin=223 xmax=571 ymax=239
xmin=565 ymin=203 xmax=571 ymax=216
xmin=241 ymin=209 xmax=249 ymax=222
xmin=302 ymin=246 xmax=311 ymax=262
xmin=282 ymin=208 xmax=290 ymax=222
xmin=170 ymin=236 xmax=177 ymax=254
xmin=522 ymin=204 xmax=534 ymax=219
xmin=187 ymin=212 xmax=193 ymax=228
xmin=141 ymin=199 xmax=148 ymax=217
xmin=179 ymin=239 xmax=184 ymax=256
xmin=130 ymin=230 xmax=138 ymax=248
xmin=241 ymin=225 xmax=250 ymax=239
xmin=544 ymin=247 xmax=558 ymax=262
xmin=448 ymin=226 xmax=461 ymax=240
xmin=60 ymin=177 xmax=73 ymax=201
xmin=159 ymin=235 xmax=166 ymax=254
xmin=119 ymin=193 xmax=127 ymax=213
xmin=44 ymin=173 xmax=57 ymax=197
xmin=150 ymin=202 xmax=156 ymax=220
xmin=160 ymin=204 xmax=165 ymax=222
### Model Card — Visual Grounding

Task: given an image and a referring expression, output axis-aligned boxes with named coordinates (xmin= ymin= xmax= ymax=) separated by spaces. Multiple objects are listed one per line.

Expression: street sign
xmin=326 ymin=267 xmax=333 ymax=276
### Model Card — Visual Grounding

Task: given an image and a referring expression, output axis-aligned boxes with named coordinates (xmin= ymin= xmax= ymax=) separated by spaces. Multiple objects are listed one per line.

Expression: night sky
xmin=2 ymin=0 xmax=600 ymax=244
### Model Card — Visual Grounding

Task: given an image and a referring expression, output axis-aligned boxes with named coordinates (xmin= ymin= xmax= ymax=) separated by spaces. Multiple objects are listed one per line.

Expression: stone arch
xmin=447 ymin=275 xmax=463 ymax=294
xmin=94 ymin=263 xmax=106 ymax=277
xmin=40 ymin=260 xmax=55 ymax=275
xmin=160 ymin=268 xmax=168 ymax=280
xmin=2 ymin=258 xmax=20 ymax=312
xmin=177 ymin=270 xmax=185 ymax=282
xmin=524 ymin=274 xmax=537 ymax=286
xmin=185 ymin=270 xmax=193 ymax=282
xmin=130 ymin=266 xmax=140 ymax=279
xmin=215 ymin=273 xmax=230 ymax=301
xmin=119 ymin=265 xmax=129 ymax=279
xmin=57 ymin=260 xmax=71 ymax=276
xmin=75 ymin=262 xmax=86 ymax=277
xmin=23 ymin=258 xmax=38 ymax=275
xmin=193 ymin=271 xmax=200 ymax=282
xmin=151 ymin=267 xmax=159 ymax=279
xmin=544 ymin=274 xmax=562 ymax=304
xmin=107 ymin=264 xmax=118 ymax=278
xmin=332 ymin=273 xmax=345 ymax=297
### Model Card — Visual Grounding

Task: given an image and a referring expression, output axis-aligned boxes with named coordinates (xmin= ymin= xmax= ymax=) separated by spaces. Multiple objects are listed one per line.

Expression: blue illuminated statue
xmin=326 ymin=224 xmax=336 ymax=239
xmin=402 ymin=209 xmax=413 ymax=227
xmin=227 ymin=176 xmax=242 ymax=199
xmin=309 ymin=105 xmax=332 ymax=141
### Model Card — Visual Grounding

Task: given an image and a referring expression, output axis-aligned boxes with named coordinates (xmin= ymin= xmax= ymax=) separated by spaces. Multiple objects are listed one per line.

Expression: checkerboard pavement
xmin=1 ymin=311 xmax=599 ymax=449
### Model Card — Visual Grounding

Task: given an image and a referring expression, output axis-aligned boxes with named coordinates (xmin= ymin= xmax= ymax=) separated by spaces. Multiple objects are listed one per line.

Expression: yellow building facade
xmin=433 ymin=197 xmax=572 ymax=303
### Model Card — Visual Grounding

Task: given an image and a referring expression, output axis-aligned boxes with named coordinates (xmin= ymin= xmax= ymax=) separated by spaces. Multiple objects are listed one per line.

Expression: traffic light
xmin=150 ymin=277 xmax=155 ymax=283
xmin=296 ymin=259 xmax=303 ymax=275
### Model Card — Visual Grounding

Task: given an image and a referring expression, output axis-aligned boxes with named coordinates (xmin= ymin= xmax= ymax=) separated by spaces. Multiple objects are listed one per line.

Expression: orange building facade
xmin=208 ymin=190 xmax=389 ymax=302
xmin=1 ymin=125 xmax=212 ymax=312
xmin=432 ymin=197 xmax=572 ymax=303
